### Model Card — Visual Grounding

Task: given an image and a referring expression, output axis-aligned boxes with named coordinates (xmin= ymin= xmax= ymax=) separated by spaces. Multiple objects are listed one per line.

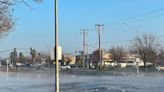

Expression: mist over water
xmin=60 ymin=72 xmax=164 ymax=92
xmin=1 ymin=71 xmax=164 ymax=92
xmin=0 ymin=71 xmax=55 ymax=92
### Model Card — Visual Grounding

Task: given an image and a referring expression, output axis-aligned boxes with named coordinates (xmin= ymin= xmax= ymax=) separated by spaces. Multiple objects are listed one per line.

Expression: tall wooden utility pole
xmin=55 ymin=0 xmax=59 ymax=92
xmin=81 ymin=29 xmax=88 ymax=68
xmin=95 ymin=24 xmax=104 ymax=71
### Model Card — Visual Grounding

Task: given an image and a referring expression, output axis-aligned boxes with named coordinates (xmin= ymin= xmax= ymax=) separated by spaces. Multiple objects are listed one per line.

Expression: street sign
xmin=51 ymin=46 xmax=62 ymax=60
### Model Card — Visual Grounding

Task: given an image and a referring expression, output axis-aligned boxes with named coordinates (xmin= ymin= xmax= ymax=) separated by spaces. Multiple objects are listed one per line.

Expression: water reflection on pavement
xmin=0 ymin=71 xmax=55 ymax=92
xmin=60 ymin=73 xmax=164 ymax=92
xmin=1 ymin=71 xmax=164 ymax=92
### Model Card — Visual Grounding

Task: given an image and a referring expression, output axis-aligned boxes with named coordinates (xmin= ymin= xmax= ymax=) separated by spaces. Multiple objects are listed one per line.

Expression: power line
xmin=126 ymin=14 xmax=164 ymax=23
xmin=89 ymin=8 xmax=164 ymax=30
xmin=0 ymin=49 xmax=13 ymax=53
xmin=104 ymin=7 xmax=164 ymax=25
xmin=88 ymin=40 xmax=132 ymax=47
xmin=103 ymin=40 xmax=133 ymax=44
xmin=79 ymin=7 xmax=164 ymax=57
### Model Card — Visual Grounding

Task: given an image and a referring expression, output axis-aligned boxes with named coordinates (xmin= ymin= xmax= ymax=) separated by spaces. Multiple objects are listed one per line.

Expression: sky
xmin=1 ymin=0 xmax=164 ymax=57
xmin=0 ymin=0 xmax=54 ymax=58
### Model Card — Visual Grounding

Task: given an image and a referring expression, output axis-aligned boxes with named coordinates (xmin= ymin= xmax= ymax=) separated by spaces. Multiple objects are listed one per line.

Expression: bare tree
xmin=131 ymin=34 xmax=160 ymax=68
xmin=158 ymin=48 xmax=164 ymax=65
xmin=10 ymin=48 xmax=18 ymax=65
xmin=90 ymin=49 xmax=103 ymax=69
xmin=18 ymin=52 xmax=24 ymax=63
xmin=30 ymin=47 xmax=37 ymax=64
xmin=0 ymin=0 xmax=42 ymax=38
xmin=109 ymin=46 xmax=125 ymax=64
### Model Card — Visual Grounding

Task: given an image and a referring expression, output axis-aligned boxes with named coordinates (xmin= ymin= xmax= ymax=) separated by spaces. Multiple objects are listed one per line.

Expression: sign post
xmin=136 ymin=58 xmax=140 ymax=75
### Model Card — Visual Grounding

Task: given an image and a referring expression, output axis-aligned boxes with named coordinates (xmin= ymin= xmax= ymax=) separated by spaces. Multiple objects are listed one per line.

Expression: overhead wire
xmin=103 ymin=7 xmax=164 ymax=25
xmin=81 ymin=7 xmax=164 ymax=51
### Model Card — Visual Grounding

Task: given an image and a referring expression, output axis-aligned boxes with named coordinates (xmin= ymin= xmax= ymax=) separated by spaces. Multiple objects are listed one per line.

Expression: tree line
xmin=76 ymin=33 xmax=164 ymax=70
xmin=109 ymin=33 xmax=164 ymax=68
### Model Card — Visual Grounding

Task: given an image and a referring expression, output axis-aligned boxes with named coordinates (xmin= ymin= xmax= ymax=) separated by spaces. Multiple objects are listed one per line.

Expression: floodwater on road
xmin=0 ymin=70 xmax=164 ymax=92
xmin=0 ymin=71 xmax=55 ymax=92
xmin=60 ymin=72 xmax=164 ymax=92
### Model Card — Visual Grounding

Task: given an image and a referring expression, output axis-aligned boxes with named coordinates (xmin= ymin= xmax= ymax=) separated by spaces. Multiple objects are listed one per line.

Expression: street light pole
xmin=121 ymin=23 xmax=139 ymax=75
xmin=55 ymin=0 xmax=59 ymax=92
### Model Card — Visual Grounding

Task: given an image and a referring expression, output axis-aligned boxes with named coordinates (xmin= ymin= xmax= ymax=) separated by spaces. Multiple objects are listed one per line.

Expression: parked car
xmin=61 ymin=65 xmax=71 ymax=70
xmin=127 ymin=61 xmax=136 ymax=66
xmin=16 ymin=63 xmax=25 ymax=66
xmin=156 ymin=66 xmax=164 ymax=71
xmin=9 ymin=64 xmax=13 ymax=67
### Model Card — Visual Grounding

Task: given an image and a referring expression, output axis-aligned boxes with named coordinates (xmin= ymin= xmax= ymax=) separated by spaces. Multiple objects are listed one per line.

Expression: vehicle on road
xmin=16 ymin=63 xmax=25 ymax=66
xmin=61 ymin=65 xmax=71 ymax=70
xmin=156 ymin=66 xmax=164 ymax=71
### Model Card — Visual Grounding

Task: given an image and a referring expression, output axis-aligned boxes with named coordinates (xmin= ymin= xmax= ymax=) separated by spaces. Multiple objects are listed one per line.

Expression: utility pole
xmin=86 ymin=43 xmax=89 ymax=68
xmin=95 ymin=24 xmax=104 ymax=71
xmin=55 ymin=0 xmax=59 ymax=92
xmin=81 ymin=29 xmax=88 ymax=68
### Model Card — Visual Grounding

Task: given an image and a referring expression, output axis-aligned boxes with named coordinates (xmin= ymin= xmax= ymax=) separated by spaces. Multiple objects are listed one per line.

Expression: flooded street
xmin=0 ymin=70 xmax=164 ymax=92
xmin=1 ymin=0 xmax=164 ymax=92
xmin=0 ymin=71 xmax=55 ymax=92
xmin=60 ymin=72 xmax=164 ymax=92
